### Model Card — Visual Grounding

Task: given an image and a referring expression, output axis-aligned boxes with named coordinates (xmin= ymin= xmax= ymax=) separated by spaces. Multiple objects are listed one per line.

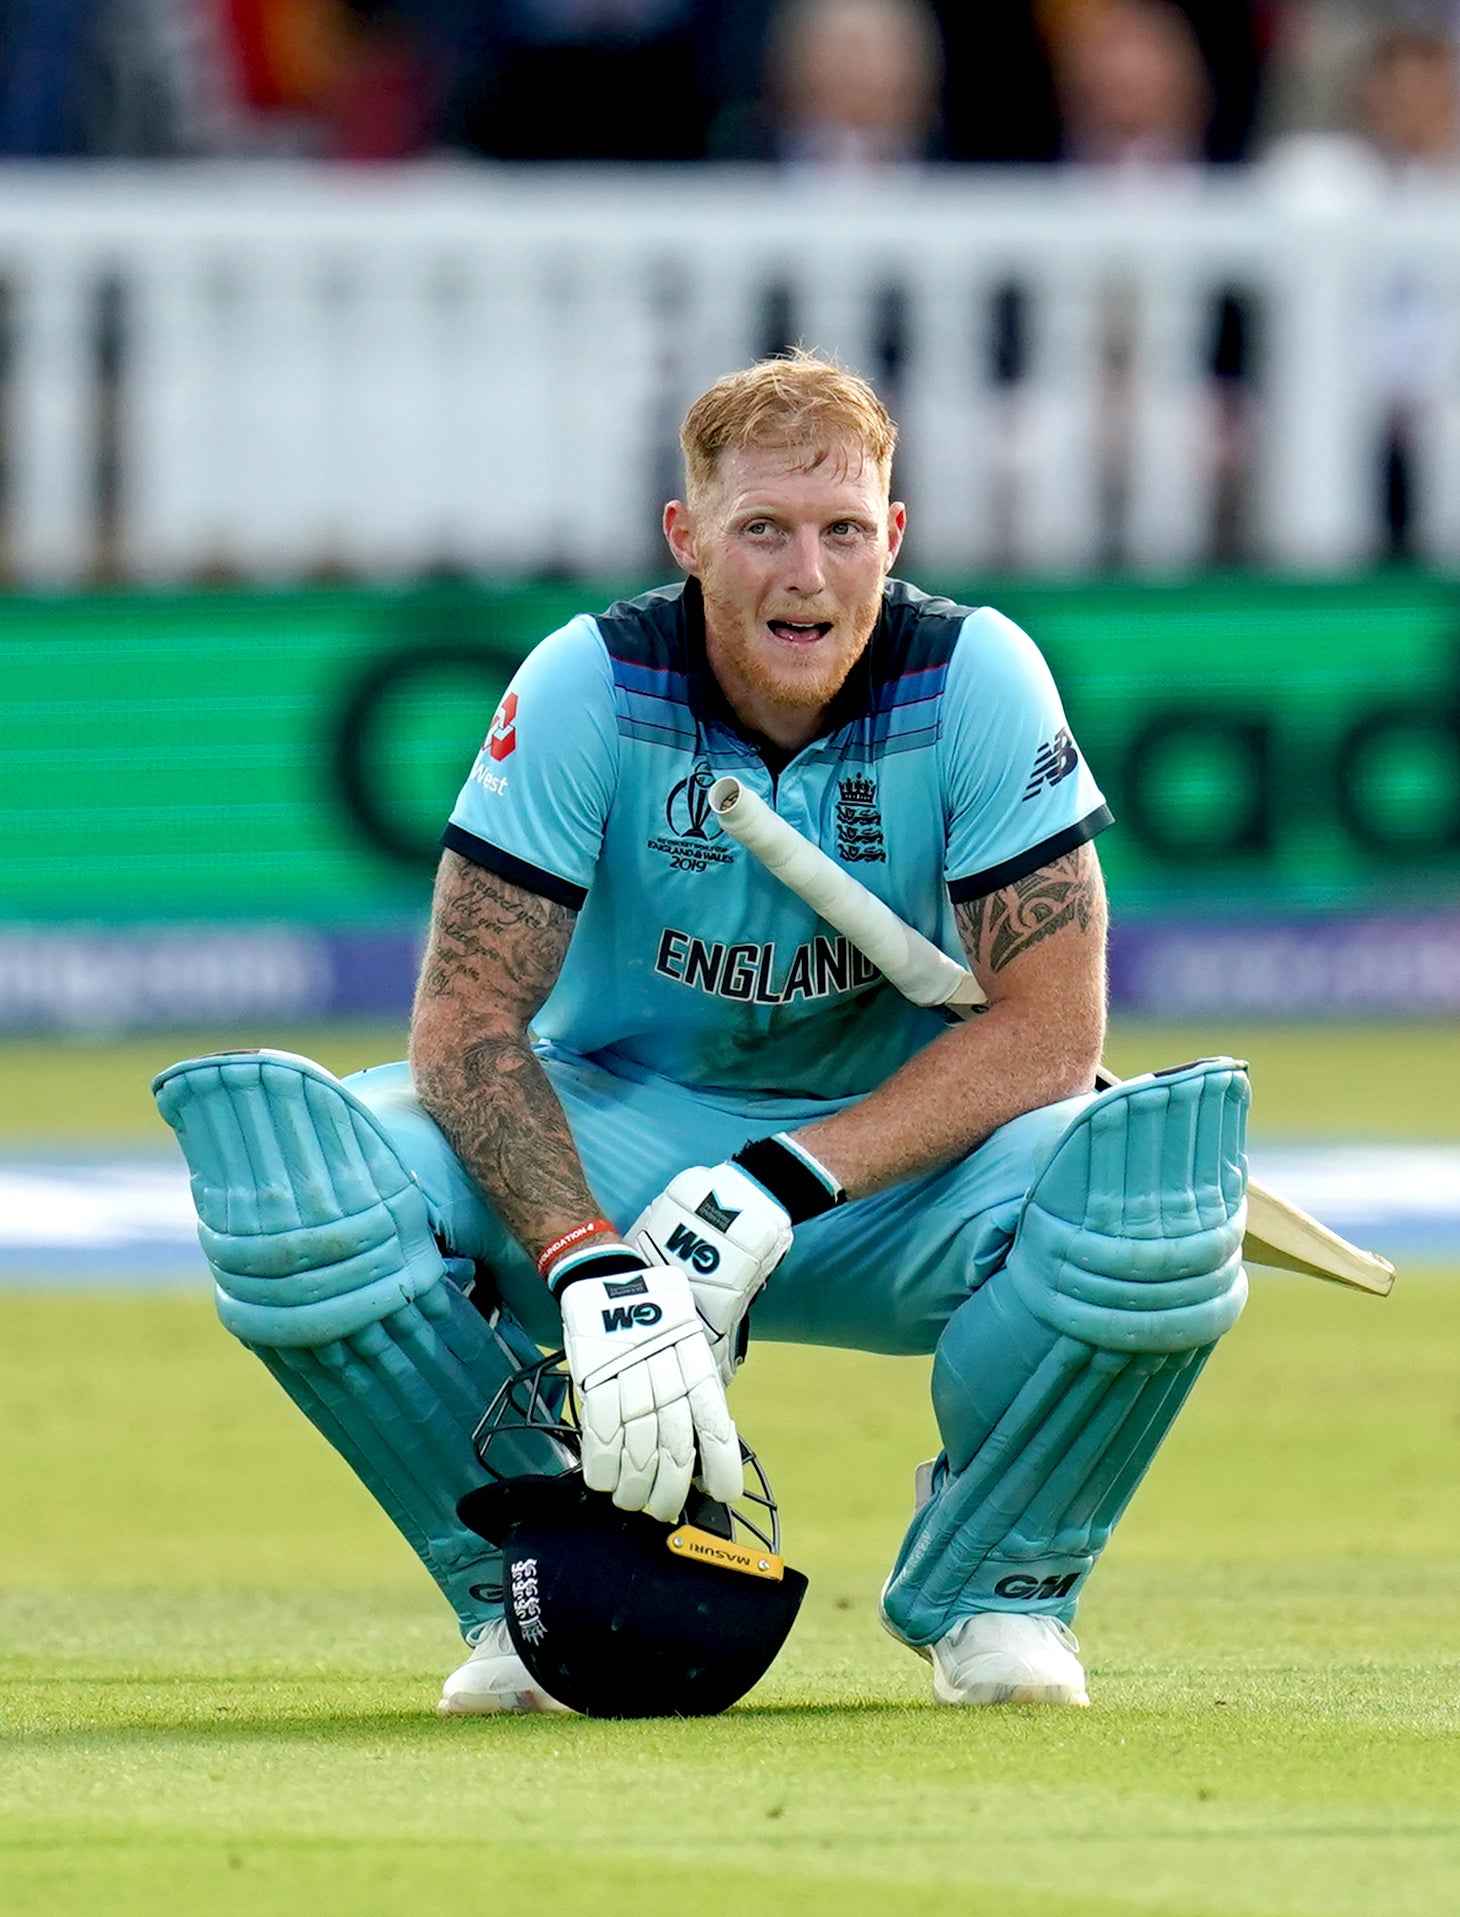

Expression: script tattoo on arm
xmin=954 ymin=843 xmax=1100 ymax=978
xmin=411 ymin=852 xmax=603 ymax=1260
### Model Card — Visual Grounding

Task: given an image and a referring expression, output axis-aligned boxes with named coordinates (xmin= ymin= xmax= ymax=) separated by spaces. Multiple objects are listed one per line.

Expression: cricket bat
xmin=709 ymin=776 xmax=1395 ymax=1298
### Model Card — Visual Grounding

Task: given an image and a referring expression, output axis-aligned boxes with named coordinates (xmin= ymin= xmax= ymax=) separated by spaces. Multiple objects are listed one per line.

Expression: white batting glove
xmin=553 ymin=1241 xmax=743 ymax=1523
xmin=631 ymin=1166 xmax=791 ymax=1383
xmin=630 ymin=1135 xmax=845 ymax=1384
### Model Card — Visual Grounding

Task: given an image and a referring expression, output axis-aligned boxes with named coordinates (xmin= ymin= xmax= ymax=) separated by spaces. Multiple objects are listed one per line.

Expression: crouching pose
xmin=156 ymin=353 xmax=1247 ymax=1714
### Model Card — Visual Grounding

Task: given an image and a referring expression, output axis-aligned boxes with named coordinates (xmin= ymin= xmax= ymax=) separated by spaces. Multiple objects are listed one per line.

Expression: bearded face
xmin=664 ymin=441 xmax=905 ymax=749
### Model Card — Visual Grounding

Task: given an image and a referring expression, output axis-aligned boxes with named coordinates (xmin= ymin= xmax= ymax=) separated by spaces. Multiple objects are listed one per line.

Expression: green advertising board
xmin=4 ymin=573 xmax=1458 ymax=925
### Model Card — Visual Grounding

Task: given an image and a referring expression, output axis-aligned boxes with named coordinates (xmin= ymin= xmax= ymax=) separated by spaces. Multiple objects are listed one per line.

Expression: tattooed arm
xmin=409 ymin=850 xmax=613 ymax=1264
xmin=790 ymin=842 xmax=1108 ymax=1198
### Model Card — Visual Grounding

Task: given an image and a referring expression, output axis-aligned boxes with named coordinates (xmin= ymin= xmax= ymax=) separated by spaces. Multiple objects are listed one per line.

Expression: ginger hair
xmin=679 ymin=350 xmax=897 ymax=503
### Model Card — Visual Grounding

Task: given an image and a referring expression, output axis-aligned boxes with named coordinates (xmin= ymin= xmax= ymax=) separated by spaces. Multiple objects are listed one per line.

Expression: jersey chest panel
xmin=538 ymin=730 xmax=956 ymax=1096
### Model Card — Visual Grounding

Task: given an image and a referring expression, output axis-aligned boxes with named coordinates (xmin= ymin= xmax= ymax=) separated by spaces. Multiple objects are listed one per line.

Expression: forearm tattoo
xmin=955 ymin=846 xmax=1099 ymax=977
xmin=413 ymin=858 xmax=600 ymax=1253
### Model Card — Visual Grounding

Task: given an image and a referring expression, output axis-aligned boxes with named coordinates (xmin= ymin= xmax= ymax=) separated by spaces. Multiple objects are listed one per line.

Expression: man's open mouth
xmin=767 ymin=620 xmax=833 ymax=643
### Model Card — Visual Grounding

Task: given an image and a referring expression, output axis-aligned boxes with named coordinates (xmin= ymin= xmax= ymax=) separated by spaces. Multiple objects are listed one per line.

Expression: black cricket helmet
xmin=457 ymin=1353 xmax=808 ymax=1718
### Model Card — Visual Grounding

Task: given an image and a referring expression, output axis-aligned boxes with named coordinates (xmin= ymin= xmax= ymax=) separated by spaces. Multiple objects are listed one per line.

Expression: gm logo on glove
xmin=602 ymin=1301 xmax=664 ymax=1332
xmin=664 ymin=1223 xmax=722 ymax=1274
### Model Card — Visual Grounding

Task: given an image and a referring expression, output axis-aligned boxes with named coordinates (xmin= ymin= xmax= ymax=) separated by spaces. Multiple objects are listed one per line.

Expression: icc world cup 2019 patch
xmin=646 ymin=762 xmax=737 ymax=874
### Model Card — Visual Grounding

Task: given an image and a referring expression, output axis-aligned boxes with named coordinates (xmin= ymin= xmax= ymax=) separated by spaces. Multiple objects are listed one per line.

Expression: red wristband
xmin=536 ymin=1218 xmax=617 ymax=1278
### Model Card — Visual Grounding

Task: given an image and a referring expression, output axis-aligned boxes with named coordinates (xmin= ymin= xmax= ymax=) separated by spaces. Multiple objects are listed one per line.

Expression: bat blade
xmin=1241 ymin=1181 xmax=1395 ymax=1293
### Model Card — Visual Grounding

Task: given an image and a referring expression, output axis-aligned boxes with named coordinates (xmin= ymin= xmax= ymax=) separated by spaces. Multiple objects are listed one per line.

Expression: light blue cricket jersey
xmin=444 ymin=578 xmax=1110 ymax=1103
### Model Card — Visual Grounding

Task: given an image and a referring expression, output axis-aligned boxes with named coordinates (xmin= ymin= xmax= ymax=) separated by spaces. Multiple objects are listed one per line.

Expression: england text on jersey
xmin=655 ymin=927 xmax=881 ymax=1006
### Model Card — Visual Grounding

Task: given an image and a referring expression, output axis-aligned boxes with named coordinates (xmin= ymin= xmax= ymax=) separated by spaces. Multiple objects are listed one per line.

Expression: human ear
xmin=663 ymin=500 xmax=699 ymax=574
xmin=884 ymin=502 xmax=908 ymax=571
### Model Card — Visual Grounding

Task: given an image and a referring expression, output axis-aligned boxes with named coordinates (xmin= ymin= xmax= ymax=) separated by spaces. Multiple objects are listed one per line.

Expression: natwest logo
xmin=486 ymin=691 xmax=519 ymax=762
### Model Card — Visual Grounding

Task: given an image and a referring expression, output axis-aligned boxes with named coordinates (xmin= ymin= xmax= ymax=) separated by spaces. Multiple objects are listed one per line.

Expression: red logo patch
xmin=487 ymin=691 xmax=518 ymax=762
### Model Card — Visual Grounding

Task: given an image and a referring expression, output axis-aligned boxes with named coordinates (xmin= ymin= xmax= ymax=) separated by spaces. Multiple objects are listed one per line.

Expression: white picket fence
xmin=2 ymin=159 xmax=1459 ymax=583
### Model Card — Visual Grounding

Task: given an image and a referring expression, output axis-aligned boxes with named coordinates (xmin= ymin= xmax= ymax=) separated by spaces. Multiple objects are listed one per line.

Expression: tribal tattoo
xmin=954 ymin=845 xmax=1100 ymax=977
xmin=412 ymin=854 xmax=600 ymax=1255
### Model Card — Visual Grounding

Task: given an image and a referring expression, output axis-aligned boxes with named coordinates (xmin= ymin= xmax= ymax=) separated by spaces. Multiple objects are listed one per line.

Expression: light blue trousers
xmin=346 ymin=1045 xmax=1091 ymax=1361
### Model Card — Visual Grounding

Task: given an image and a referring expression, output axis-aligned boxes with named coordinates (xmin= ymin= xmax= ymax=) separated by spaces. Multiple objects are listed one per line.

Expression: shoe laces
xmin=1044 ymin=1617 xmax=1081 ymax=1655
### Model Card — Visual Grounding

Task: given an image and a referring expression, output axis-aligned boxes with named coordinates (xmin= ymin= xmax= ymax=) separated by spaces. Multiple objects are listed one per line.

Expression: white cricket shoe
xmin=927 ymin=1612 xmax=1090 ymax=1707
xmin=437 ymin=1617 xmax=571 ymax=1717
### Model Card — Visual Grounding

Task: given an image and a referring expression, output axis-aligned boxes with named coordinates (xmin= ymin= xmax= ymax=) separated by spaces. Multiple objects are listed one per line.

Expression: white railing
xmin=1 ymin=160 xmax=1458 ymax=583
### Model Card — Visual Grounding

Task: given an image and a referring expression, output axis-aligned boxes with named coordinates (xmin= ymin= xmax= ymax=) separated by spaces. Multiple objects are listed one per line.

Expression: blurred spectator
xmin=710 ymin=0 xmax=946 ymax=168
xmin=0 ymin=0 xmax=101 ymax=154
xmin=1264 ymin=22 xmax=1460 ymax=554
xmin=85 ymin=0 xmax=236 ymax=157
xmin=317 ymin=3 xmax=439 ymax=160
xmin=1037 ymin=1 xmax=1259 ymax=561
xmin=1042 ymin=0 xmax=1269 ymax=165
xmin=0 ymin=0 xmax=376 ymax=158
xmin=931 ymin=0 xmax=1265 ymax=167
xmin=707 ymin=0 xmax=948 ymax=423
xmin=1357 ymin=23 xmax=1460 ymax=173
xmin=1258 ymin=0 xmax=1398 ymax=141
xmin=1045 ymin=0 xmax=1214 ymax=169
xmin=204 ymin=0 xmax=450 ymax=160
xmin=1355 ymin=28 xmax=1460 ymax=552
xmin=218 ymin=0 xmax=353 ymax=142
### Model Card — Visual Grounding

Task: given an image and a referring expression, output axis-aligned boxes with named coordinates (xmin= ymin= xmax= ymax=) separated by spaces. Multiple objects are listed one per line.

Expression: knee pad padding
xmin=155 ymin=1050 xmax=451 ymax=1346
xmin=882 ymin=1062 xmax=1251 ymax=1647
xmin=155 ymin=1049 xmax=563 ymax=1634
xmin=1004 ymin=1060 xmax=1250 ymax=1353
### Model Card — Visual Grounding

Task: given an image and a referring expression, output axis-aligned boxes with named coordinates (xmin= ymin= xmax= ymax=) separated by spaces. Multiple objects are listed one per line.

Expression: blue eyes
xmin=741 ymin=522 xmax=862 ymax=538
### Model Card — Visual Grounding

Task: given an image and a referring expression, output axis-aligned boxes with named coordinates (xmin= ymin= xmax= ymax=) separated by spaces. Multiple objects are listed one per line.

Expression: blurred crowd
xmin=0 ymin=0 xmax=1456 ymax=176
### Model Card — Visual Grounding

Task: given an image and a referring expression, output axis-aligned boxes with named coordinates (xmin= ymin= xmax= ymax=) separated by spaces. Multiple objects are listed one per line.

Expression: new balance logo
xmin=664 ymin=1223 xmax=722 ymax=1275
xmin=1022 ymin=728 xmax=1079 ymax=799
xmin=601 ymin=1302 xmax=664 ymax=1332
xmin=994 ymin=1572 xmax=1080 ymax=1601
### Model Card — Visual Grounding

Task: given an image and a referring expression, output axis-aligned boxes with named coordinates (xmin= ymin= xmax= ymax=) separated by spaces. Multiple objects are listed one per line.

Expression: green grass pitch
xmin=1 ymin=1021 xmax=1457 ymax=1917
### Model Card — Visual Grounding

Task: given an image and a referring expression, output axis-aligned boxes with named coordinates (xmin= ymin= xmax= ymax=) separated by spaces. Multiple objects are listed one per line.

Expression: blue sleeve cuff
xmin=441 ymin=823 xmax=588 ymax=911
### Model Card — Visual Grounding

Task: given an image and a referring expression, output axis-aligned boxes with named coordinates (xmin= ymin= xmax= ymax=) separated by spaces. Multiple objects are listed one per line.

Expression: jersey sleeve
xmin=940 ymin=607 xmax=1111 ymax=901
xmin=443 ymin=615 xmax=618 ymax=909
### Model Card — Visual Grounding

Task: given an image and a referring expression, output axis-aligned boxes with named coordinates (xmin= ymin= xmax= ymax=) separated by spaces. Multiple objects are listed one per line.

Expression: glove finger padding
xmin=644 ymin=1392 xmax=696 ymax=1523
xmin=612 ymin=1404 xmax=665 ymax=1516
xmin=580 ymin=1385 xmax=626 ymax=1498
xmin=558 ymin=1253 xmax=742 ymax=1520
xmin=686 ymin=1374 xmax=744 ymax=1504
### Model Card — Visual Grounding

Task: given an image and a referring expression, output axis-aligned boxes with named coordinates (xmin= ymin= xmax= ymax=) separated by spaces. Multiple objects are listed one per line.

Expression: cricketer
xmin=156 ymin=352 xmax=1249 ymax=1714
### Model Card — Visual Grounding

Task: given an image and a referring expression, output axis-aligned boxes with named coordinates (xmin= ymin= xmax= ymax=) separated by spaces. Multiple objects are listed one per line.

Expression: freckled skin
xmin=662 ymin=442 xmax=906 ymax=753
